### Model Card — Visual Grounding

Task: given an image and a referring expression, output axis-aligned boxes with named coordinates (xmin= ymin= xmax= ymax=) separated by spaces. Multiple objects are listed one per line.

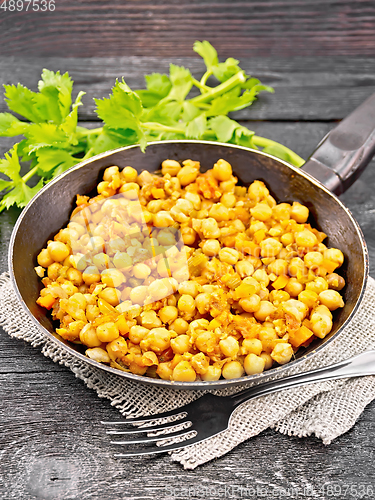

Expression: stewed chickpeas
xmin=35 ymin=158 xmax=346 ymax=382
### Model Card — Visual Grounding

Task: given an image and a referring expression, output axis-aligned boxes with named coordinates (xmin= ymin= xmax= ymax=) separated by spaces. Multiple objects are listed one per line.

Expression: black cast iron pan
xmin=8 ymin=93 xmax=375 ymax=389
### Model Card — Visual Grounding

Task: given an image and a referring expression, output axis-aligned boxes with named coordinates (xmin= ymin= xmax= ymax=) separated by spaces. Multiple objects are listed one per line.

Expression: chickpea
xmin=260 ymin=238 xmax=283 ymax=258
xmin=99 ymin=287 xmax=121 ymax=306
xmin=290 ymin=202 xmax=309 ymax=223
xmin=133 ymin=263 xmax=151 ymax=280
xmin=106 ymin=337 xmax=128 ymax=361
xmin=244 ymin=353 xmax=265 ymax=375
xmin=178 ymin=294 xmax=196 ymax=315
xmin=248 ymin=180 xmax=269 ymax=200
xmin=241 ymin=338 xmax=262 ymax=356
xmin=235 ymin=260 xmax=254 ymax=278
xmin=209 ymin=203 xmax=230 ymax=222
xmin=86 ymin=347 xmax=110 ymax=364
xmin=201 ymin=365 xmax=222 ymax=381
xmin=326 ymin=273 xmax=345 ymax=291
xmin=101 ymin=268 xmax=125 ymax=287
xmin=170 ymin=335 xmax=190 ymax=355
xmin=195 ymin=293 xmax=211 ymax=315
xmin=271 ymin=343 xmax=293 ymax=365
xmin=268 ymin=259 xmax=288 ymax=276
xmin=156 ymin=362 xmax=173 ymax=380
xmin=311 ymin=306 xmax=333 ymax=339
xmin=80 ymin=324 xmax=102 ymax=347
xmin=324 ymin=248 xmax=344 ymax=266
xmin=47 ymin=262 xmax=62 ymax=280
xmin=219 ymin=336 xmax=239 ymax=358
xmin=211 ymin=159 xmax=232 ymax=181
xmin=129 ymin=325 xmax=149 ymax=344
xmin=178 ymin=281 xmax=199 ymax=298
xmin=141 ymin=327 xmax=171 ymax=354
xmin=305 ymin=277 xmax=328 ymax=295
xmin=220 ymin=192 xmax=237 ymax=208
xmin=140 ymin=310 xmax=162 ymax=329
xmin=121 ymin=166 xmax=138 ymax=182
xmin=113 ymin=252 xmax=132 ymax=269
xmin=156 ymin=229 xmax=176 ymax=247
xmin=239 ymin=295 xmax=261 ymax=313
xmin=47 ymin=241 xmax=70 ymax=262
xmin=66 ymin=267 xmax=83 ymax=286
xmin=298 ymin=290 xmax=319 ymax=309
xmin=37 ymin=248 xmax=54 ymax=268
xmin=153 ymin=211 xmax=175 ymax=228
xmin=319 ymin=290 xmax=345 ymax=311
xmin=222 ymin=361 xmax=244 ymax=380
xmin=172 ymin=361 xmax=196 ymax=382
xmin=170 ymin=318 xmax=189 ymax=334
xmin=159 ymin=305 xmax=178 ymax=325
xmin=250 ymin=203 xmax=272 ymax=221
xmin=200 ymin=218 xmax=221 ymax=239
xmin=284 ymin=278 xmax=304 ymax=297
xmin=260 ymin=352 xmax=273 ymax=369
xmin=82 ymin=266 xmax=101 ymax=285
xmin=304 ymin=251 xmax=324 ymax=268
xmin=253 ymin=268 xmax=270 ymax=287
xmin=177 ymin=165 xmax=199 ymax=186
xmin=93 ymin=253 xmax=110 ymax=270
xmin=130 ymin=286 xmax=148 ymax=305
xmin=295 ymin=230 xmax=318 ymax=248
xmin=280 ymin=232 xmax=294 ymax=246
xmin=254 ymin=301 xmax=277 ymax=322
xmin=96 ymin=322 xmax=120 ymax=343
xmin=218 ymin=247 xmax=240 ymax=265
xmin=202 ymin=239 xmax=221 ymax=257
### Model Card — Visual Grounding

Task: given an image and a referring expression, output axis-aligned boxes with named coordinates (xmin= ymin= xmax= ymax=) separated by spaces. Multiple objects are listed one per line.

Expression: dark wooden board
xmin=1 ymin=0 xmax=375 ymax=58
xmin=1 ymin=367 xmax=375 ymax=499
xmin=1 ymin=56 xmax=375 ymax=121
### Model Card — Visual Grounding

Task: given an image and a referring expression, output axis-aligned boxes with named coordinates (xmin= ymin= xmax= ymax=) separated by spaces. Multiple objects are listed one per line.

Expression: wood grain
xmin=0 ymin=0 xmax=375 ymax=58
xmin=1 ymin=364 xmax=375 ymax=499
xmin=1 ymin=56 xmax=375 ymax=121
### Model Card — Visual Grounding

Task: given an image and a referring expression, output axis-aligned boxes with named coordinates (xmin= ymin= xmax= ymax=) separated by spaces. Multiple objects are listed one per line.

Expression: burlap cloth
xmin=1 ymin=271 xmax=375 ymax=469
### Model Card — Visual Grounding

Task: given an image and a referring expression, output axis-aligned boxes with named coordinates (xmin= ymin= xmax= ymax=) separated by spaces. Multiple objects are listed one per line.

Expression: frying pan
xmin=8 ymin=92 xmax=375 ymax=390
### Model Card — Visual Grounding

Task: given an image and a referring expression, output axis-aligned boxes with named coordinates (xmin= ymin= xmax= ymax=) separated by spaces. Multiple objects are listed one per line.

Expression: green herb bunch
xmin=0 ymin=41 xmax=304 ymax=212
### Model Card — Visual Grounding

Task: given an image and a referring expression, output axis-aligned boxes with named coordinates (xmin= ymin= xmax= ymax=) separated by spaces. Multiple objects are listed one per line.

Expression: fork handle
xmin=230 ymin=351 xmax=375 ymax=408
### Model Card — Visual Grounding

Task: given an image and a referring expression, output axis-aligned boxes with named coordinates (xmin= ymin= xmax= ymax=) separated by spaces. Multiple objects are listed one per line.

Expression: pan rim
xmin=8 ymin=140 xmax=370 ymax=390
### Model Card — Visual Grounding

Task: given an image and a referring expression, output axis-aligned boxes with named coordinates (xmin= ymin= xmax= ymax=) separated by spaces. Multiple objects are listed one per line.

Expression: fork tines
xmin=102 ymin=407 xmax=197 ymax=456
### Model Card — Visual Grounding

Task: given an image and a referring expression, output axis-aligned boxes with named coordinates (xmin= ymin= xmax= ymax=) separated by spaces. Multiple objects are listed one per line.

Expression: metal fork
xmin=102 ymin=350 xmax=375 ymax=457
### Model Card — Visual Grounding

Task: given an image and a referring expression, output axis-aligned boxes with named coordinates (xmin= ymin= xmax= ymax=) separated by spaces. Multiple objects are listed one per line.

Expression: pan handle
xmin=301 ymin=92 xmax=375 ymax=195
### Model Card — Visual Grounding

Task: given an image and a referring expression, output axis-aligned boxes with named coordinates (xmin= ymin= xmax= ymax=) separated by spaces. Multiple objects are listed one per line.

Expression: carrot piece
xmin=322 ymin=258 xmax=339 ymax=274
xmin=272 ymin=275 xmax=289 ymax=289
xmin=254 ymin=229 xmax=266 ymax=244
xmin=37 ymin=294 xmax=56 ymax=310
xmin=289 ymin=325 xmax=315 ymax=348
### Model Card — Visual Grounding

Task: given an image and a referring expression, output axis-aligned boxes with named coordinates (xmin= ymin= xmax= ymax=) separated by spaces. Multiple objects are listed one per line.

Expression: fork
xmin=102 ymin=350 xmax=375 ymax=456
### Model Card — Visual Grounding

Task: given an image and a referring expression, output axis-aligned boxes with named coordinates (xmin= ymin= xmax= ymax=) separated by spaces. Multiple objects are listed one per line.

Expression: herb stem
xmin=200 ymin=70 xmax=212 ymax=86
xmin=252 ymin=135 xmax=305 ymax=167
xmin=22 ymin=165 xmax=39 ymax=183
xmin=142 ymin=122 xmax=185 ymax=134
xmin=189 ymin=71 xmax=246 ymax=104
xmin=192 ymin=78 xmax=210 ymax=92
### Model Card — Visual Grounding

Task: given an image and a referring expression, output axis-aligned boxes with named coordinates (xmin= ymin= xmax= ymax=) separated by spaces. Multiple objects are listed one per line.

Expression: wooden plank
xmin=0 ymin=0 xmax=375 ymax=57
xmin=0 ymin=370 xmax=375 ymax=498
xmin=1 ymin=56 xmax=375 ymax=120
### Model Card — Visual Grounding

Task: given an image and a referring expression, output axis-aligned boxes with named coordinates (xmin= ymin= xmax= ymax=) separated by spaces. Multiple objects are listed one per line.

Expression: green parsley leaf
xmin=193 ymin=41 xmax=219 ymax=71
xmin=186 ymin=115 xmax=207 ymax=139
xmin=0 ymin=113 xmax=29 ymax=137
xmin=166 ymin=64 xmax=193 ymax=102
xmin=209 ymin=116 xmax=238 ymax=143
xmin=4 ymin=83 xmax=42 ymax=123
